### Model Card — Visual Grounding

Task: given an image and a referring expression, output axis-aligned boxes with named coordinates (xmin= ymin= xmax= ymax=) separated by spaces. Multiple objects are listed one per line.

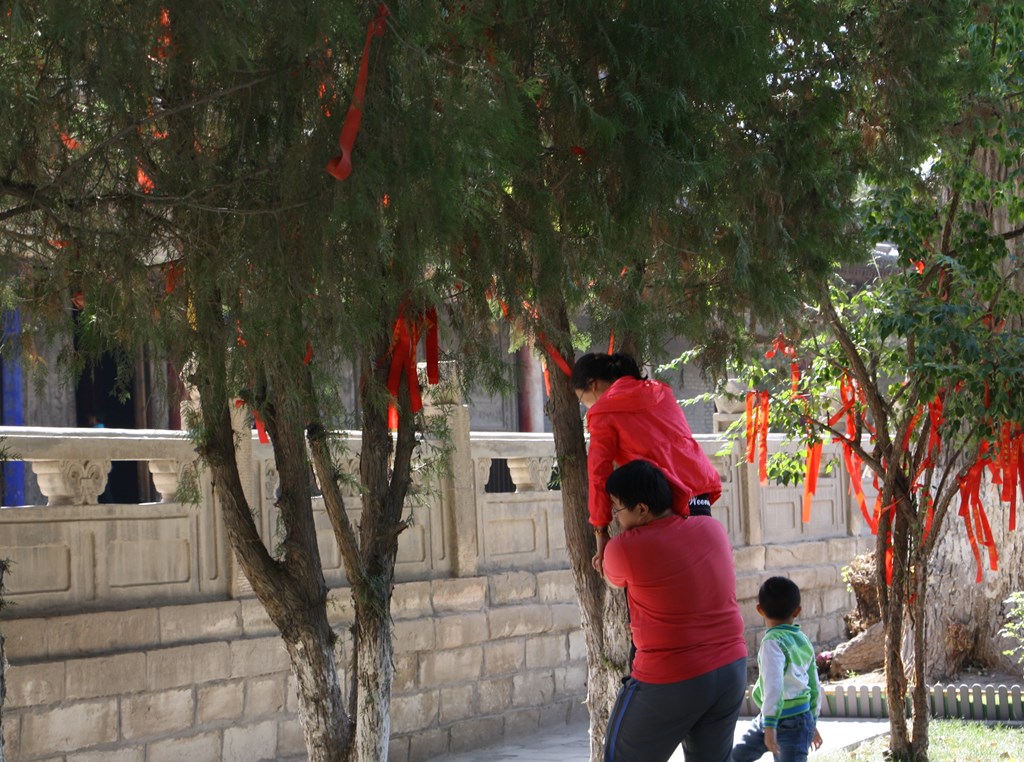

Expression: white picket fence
xmin=741 ymin=683 xmax=1024 ymax=721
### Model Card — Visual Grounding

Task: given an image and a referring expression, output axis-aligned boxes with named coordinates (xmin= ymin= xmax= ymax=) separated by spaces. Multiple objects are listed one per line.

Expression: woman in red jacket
xmin=572 ymin=352 xmax=722 ymax=573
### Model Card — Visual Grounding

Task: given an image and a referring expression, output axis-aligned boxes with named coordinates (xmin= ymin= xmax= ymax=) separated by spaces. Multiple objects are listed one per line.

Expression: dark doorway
xmin=75 ymin=353 xmax=141 ymax=504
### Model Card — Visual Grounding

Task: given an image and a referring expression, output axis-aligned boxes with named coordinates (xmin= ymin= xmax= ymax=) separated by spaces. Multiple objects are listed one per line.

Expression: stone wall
xmin=0 ymin=415 xmax=874 ymax=761
xmin=2 ymin=572 xmax=587 ymax=762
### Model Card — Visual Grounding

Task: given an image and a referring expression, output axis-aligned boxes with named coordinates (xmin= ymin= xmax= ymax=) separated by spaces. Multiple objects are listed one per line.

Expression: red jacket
xmin=586 ymin=377 xmax=721 ymax=528
xmin=604 ymin=514 xmax=747 ymax=683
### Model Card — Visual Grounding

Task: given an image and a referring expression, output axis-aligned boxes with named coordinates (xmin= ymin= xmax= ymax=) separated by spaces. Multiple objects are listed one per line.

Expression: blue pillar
xmin=2 ymin=309 xmax=26 ymax=505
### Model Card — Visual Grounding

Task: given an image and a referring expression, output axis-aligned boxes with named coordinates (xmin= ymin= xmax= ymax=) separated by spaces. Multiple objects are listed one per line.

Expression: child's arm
xmin=758 ymin=637 xmax=787 ymax=730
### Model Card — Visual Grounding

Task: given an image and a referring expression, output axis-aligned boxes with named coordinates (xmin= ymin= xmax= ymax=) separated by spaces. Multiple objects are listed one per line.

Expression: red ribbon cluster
xmin=327 ymin=4 xmax=389 ymax=181
xmin=745 ymin=391 xmax=770 ymax=486
xmin=385 ymin=306 xmax=439 ymax=430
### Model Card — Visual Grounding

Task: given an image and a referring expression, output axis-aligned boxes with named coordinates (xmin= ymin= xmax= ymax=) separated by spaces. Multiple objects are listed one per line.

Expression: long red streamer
xmin=802 ymin=441 xmax=822 ymax=523
xmin=327 ymin=4 xmax=389 ymax=181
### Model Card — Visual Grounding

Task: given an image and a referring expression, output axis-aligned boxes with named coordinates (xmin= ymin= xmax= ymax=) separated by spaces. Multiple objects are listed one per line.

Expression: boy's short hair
xmin=604 ymin=460 xmax=673 ymax=513
xmin=758 ymin=576 xmax=801 ymax=620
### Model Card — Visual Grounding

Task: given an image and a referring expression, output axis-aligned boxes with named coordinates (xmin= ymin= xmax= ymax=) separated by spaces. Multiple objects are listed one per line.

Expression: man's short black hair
xmin=758 ymin=576 xmax=801 ymax=620
xmin=604 ymin=460 xmax=673 ymax=513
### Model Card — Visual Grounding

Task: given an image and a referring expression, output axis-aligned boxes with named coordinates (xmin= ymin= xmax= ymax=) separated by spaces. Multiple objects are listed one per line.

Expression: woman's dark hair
xmin=758 ymin=576 xmax=801 ymax=620
xmin=605 ymin=460 xmax=673 ymax=514
xmin=571 ymin=352 xmax=645 ymax=390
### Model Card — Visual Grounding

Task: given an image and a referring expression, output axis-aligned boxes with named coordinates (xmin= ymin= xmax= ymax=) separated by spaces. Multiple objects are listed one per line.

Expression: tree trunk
xmin=352 ymin=604 xmax=395 ymax=762
xmin=918 ymin=479 xmax=1024 ymax=680
xmin=538 ymin=298 xmax=631 ymax=762
xmin=1 ymin=560 xmax=7 ymax=762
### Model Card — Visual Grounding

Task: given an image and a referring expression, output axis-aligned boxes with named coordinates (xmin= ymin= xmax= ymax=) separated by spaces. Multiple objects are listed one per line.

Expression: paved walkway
xmin=432 ymin=717 xmax=889 ymax=761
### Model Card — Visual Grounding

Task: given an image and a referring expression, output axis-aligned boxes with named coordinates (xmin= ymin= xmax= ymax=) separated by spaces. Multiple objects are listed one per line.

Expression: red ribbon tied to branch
xmin=326 ymin=4 xmax=389 ymax=181
xmin=385 ymin=306 xmax=440 ymax=430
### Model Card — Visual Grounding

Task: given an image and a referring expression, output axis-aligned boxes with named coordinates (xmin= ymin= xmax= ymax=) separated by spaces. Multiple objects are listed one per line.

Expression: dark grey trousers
xmin=604 ymin=657 xmax=747 ymax=762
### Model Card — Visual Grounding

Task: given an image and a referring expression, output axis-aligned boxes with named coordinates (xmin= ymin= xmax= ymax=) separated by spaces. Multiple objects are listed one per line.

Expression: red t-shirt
xmin=603 ymin=514 xmax=747 ymax=684
xmin=586 ymin=377 xmax=722 ymax=528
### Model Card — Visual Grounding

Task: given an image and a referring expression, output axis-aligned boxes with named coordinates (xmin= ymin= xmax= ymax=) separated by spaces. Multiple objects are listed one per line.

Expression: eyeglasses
xmin=611 ymin=504 xmax=630 ymax=517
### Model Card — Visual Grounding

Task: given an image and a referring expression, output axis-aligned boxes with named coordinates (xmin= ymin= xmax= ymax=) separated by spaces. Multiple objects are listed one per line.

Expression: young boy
xmin=732 ymin=576 xmax=823 ymax=762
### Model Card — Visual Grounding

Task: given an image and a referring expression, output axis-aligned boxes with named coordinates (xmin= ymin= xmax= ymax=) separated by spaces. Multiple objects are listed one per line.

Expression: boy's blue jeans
xmin=731 ymin=711 xmax=815 ymax=762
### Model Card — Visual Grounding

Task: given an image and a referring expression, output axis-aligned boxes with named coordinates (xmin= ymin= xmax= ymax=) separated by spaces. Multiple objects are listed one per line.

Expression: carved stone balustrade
xmin=30 ymin=459 xmax=112 ymax=505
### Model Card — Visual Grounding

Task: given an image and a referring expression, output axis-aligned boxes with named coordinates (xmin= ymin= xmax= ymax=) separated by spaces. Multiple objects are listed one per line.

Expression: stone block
xmin=536 ymin=569 xmax=576 ymax=603
xmin=198 ymin=681 xmax=245 ymax=724
xmin=391 ymin=581 xmax=433 ymax=619
xmin=223 ymin=719 xmax=278 ymax=762
xmin=477 ymin=676 xmax=513 ymax=714
xmin=817 ymin=615 xmax=848 ymax=645
xmin=431 ymin=578 xmax=486 ymax=612
xmin=326 ymin=588 xmax=355 ymax=626
xmin=2 ymin=712 xmax=19 ymax=759
xmin=449 ymin=716 xmax=504 ymax=753
xmin=788 ymin=565 xmax=840 ymax=592
xmin=555 ymin=665 xmax=587 ymax=696
xmin=277 ymin=718 xmax=307 ymax=758
xmin=504 ymin=706 xmax=541 ymax=738
xmin=732 ymin=545 xmax=766 ymax=572
xmin=799 ymin=619 xmax=821 ymax=643
xmin=66 ymin=652 xmax=146 ymax=700
xmin=393 ymin=652 xmax=419 ymax=692
xmin=47 ymin=609 xmax=160 ymax=659
xmin=406 ymin=727 xmax=449 ymax=762
xmin=488 ymin=571 xmax=537 ymax=605
xmin=245 ymin=674 xmax=287 ymax=717
xmin=735 ymin=572 xmax=764 ymax=602
xmin=387 ymin=735 xmax=411 ymax=762
xmin=148 ymin=642 xmax=231 ymax=690
xmin=286 ymin=673 xmax=301 ymax=714
xmin=483 ymin=639 xmax=524 ymax=676
xmin=394 ymin=617 xmax=437 ymax=653
xmin=147 ymin=731 xmax=221 ymax=762
xmin=526 ymin=634 xmax=567 ymax=669
xmin=826 ymin=536 xmax=862 ymax=562
xmin=568 ymin=631 xmax=587 ymax=663
xmin=436 ymin=612 xmax=488 ymax=649
xmin=487 ymin=605 xmax=552 ymax=639
xmin=20 ymin=700 xmax=118 ymax=756
xmin=6 ymin=661 xmax=64 ymax=707
xmin=440 ymin=683 xmax=478 ymax=725
xmin=68 ymin=748 xmax=144 ymax=762
xmin=121 ymin=688 xmax=194 ymax=739
xmin=568 ymin=698 xmax=590 ymax=724
xmin=1 ymin=617 xmax=48 ymax=661
xmin=512 ymin=671 xmax=555 ymax=707
xmin=543 ymin=700 xmax=574 ymax=727
xmin=230 ymin=636 xmax=290 ymax=678
xmin=822 ymin=586 xmax=855 ymax=616
xmin=390 ymin=690 xmax=439 ymax=734
xmin=240 ymin=598 xmax=276 ymax=636
xmin=549 ymin=603 xmax=583 ymax=633
xmin=765 ymin=540 xmax=830 ymax=568
xmin=741 ymin=604 xmax=765 ymax=629
xmin=419 ymin=646 xmax=483 ymax=687
xmin=159 ymin=600 xmax=241 ymax=644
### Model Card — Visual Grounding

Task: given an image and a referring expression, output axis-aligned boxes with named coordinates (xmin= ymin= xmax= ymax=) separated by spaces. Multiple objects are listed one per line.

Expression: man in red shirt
xmin=602 ymin=460 xmax=747 ymax=762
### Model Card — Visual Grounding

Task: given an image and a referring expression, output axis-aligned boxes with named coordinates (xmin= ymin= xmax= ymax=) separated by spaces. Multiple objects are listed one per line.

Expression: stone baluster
xmin=506 ymin=456 xmax=554 ymax=492
xmin=30 ymin=459 xmax=112 ymax=505
xmin=148 ymin=459 xmax=193 ymax=503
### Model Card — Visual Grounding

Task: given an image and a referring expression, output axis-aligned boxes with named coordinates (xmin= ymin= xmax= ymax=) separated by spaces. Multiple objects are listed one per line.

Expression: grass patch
xmin=813 ymin=720 xmax=1024 ymax=761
